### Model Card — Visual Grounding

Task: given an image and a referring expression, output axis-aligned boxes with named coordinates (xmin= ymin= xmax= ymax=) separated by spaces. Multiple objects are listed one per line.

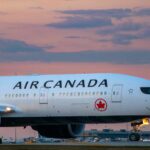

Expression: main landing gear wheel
xmin=129 ymin=121 xmax=141 ymax=141
xmin=129 ymin=133 xmax=140 ymax=141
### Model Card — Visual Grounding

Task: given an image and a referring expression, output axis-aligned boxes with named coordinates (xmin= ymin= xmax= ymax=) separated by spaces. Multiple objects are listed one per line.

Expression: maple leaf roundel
xmin=95 ymin=98 xmax=107 ymax=111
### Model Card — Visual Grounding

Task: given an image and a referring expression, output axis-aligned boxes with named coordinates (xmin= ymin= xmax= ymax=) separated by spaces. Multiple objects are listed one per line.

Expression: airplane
xmin=0 ymin=73 xmax=150 ymax=141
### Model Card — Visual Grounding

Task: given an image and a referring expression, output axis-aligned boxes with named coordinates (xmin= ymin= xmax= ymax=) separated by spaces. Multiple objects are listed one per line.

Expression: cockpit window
xmin=140 ymin=87 xmax=150 ymax=94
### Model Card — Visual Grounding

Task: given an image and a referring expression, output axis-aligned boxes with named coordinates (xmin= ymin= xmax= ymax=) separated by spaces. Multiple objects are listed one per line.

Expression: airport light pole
xmin=15 ymin=127 xmax=17 ymax=144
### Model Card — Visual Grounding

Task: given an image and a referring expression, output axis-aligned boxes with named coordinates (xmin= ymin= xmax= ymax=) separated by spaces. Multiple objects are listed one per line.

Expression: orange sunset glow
xmin=0 ymin=0 xmax=150 ymax=138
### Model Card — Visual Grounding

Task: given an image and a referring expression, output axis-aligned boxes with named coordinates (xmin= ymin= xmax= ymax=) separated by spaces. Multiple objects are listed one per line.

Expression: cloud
xmin=65 ymin=36 xmax=81 ymax=39
xmin=134 ymin=8 xmax=150 ymax=16
xmin=0 ymin=39 xmax=150 ymax=64
xmin=0 ymin=39 xmax=43 ymax=53
xmin=59 ymin=9 xmax=132 ymax=19
xmin=97 ymin=22 xmax=143 ymax=35
xmin=97 ymin=20 xmax=150 ymax=45
xmin=98 ymin=25 xmax=150 ymax=45
xmin=47 ymin=16 xmax=112 ymax=29
xmin=59 ymin=8 xmax=150 ymax=19
xmin=47 ymin=8 xmax=150 ymax=30
xmin=140 ymin=28 xmax=150 ymax=39
xmin=112 ymin=34 xmax=139 ymax=45
xmin=47 ymin=9 xmax=132 ymax=29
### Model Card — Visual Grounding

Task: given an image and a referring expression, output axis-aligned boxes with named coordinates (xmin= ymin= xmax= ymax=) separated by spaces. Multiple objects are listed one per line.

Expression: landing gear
xmin=129 ymin=132 xmax=140 ymax=141
xmin=128 ymin=118 xmax=149 ymax=141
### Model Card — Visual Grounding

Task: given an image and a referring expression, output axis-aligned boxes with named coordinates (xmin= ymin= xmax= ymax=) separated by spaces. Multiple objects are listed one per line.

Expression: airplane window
xmin=104 ymin=92 xmax=107 ymax=95
xmin=140 ymin=87 xmax=150 ymax=94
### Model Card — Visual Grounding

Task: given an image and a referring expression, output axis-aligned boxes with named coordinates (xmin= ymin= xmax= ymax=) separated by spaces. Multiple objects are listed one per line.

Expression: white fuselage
xmin=0 ymin=73 xmax=150 ymax=126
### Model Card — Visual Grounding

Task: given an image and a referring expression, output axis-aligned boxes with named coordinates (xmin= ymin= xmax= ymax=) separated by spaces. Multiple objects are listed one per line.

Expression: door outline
xmin=111 ymin=84 xmax=123 ymax=103
xmin=39 ymin=87 xmax=48 ymax=104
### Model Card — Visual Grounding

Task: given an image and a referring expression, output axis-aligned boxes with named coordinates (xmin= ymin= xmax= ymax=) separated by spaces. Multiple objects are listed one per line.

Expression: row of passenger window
xmin=58 ymin=91 xmax=107 ymax=96
xmin=5 ymin=93 xmax=30 ymax=98
xmin=4 ymin=91 xmax=108 ymax=98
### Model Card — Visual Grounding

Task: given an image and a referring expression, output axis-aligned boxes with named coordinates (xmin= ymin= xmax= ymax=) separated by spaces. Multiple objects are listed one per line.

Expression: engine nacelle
xmin=32 ymin=124 xmax=85 ymax=138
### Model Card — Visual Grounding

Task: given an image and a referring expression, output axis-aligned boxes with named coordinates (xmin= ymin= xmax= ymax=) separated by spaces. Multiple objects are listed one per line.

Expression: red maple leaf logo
xmin=97 ymin=101 xmax=105 ymax=109
xmin=95 ymin=99 xmax=107 ymax=111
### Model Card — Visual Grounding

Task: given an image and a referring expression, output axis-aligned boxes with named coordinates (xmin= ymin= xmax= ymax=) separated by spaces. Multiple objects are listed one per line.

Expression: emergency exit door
xmin=111 ymin=85 xmax=123 ymax=102
xmin=39 ymin=88 xmax=48 ymax=104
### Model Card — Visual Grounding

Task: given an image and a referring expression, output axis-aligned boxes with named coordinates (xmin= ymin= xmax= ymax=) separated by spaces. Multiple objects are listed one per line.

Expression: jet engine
xmin=32 ymin=124 xmax=85 ymax=138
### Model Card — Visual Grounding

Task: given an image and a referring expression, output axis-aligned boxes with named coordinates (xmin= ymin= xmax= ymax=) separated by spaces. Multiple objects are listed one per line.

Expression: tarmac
xmin=1 ymin=142 xmax=150 ymax=150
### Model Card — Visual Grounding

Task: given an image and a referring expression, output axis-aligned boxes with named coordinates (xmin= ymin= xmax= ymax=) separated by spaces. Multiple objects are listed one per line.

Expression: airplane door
xmin=39 ymin=88 xmax=48 ymax=104
xmin=111 ymin=85 xmax=123 ymax=102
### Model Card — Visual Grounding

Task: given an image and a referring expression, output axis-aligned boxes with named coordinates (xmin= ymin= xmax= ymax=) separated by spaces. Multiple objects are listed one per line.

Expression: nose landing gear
xmin=129 ymin=118 xmax=149 ymax=141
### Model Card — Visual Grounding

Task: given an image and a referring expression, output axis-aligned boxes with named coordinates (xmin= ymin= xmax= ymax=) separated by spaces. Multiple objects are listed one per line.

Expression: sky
xmin=0 ymin=0 xmax=150 ymax=139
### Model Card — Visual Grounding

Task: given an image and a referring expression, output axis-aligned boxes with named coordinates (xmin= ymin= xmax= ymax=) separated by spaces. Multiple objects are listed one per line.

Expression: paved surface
xmin=98 ymin=141 xmax=150 ymax=146
xmin=1 ymin=142 xmax=150 ymax=150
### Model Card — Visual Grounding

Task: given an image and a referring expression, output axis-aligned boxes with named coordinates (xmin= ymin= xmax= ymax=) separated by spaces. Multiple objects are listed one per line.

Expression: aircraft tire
xmin=129 ymin=133 xmax=140 ymax=141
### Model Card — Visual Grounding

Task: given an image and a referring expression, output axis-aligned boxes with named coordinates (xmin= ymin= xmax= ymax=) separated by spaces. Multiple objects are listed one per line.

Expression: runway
xmin=1 ymin=142 xmax=150 ymax=150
